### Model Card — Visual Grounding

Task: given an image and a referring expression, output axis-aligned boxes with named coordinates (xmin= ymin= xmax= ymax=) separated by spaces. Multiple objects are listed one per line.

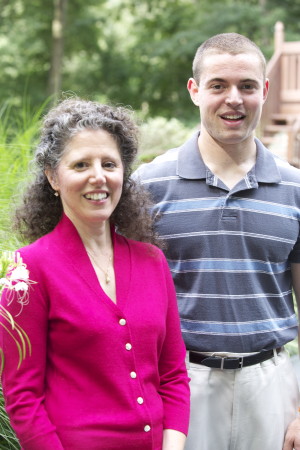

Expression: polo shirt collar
xmin=254 ymin=137 xmax=282 ymax=183
xmin=177 ymin=131 xmax=282 ymax=184
xmin=177 ymin=131 xmax=206 ymax=179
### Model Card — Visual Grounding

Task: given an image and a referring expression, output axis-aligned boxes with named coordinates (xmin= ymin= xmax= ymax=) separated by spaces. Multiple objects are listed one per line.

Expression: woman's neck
xmin=66 ymin=213 xmax=113 ymax=255
xmin=67 ymin=215 xmax=117 ymax=302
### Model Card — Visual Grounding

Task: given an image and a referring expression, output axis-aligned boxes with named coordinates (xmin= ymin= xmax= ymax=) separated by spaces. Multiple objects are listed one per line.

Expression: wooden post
xmin=274 ymin=21 xmax=284 ymax=53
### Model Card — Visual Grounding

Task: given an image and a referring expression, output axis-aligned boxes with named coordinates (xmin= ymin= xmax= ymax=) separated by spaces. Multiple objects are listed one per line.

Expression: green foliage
xmin=286 ymin=339 xmax=299 ymax=357
xmin=0 ymin=99 xmax=48 ymax=250
xmin=138 ymin=116 xmax=195 ymax=163
xmin=0 ymin=389 xmax=20 ymax=449
xmin=0 ymin=100 xmax=45 ymax=449
xmin=0 ymin=0 xmax=298 ymax=120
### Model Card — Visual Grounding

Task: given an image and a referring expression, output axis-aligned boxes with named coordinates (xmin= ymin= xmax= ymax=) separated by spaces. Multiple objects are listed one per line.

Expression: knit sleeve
xmin=157 ymin=252 xmax=190 ymax=435
xmin=0 ymin=252 xmax=64 ymax=450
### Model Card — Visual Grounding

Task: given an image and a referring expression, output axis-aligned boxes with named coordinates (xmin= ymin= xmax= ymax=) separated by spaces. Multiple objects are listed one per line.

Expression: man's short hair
xmin=192 ymin=33 xmax=267 ymax=83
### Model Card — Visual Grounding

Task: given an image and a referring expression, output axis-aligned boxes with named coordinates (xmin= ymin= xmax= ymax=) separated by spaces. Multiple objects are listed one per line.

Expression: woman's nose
xmin=89 ymin=163 xmax=106 ymax=184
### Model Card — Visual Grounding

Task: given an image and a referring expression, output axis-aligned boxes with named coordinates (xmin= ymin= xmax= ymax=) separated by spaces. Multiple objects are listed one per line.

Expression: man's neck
xmin=198 ymin=130 xmax=257 ymax=190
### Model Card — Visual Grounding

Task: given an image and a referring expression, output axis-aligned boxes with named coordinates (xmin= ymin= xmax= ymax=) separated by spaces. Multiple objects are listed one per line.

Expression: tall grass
xmin=0 ymin=98 xmax=48 ymax=449
xmin=0 ymin=98 xmax=49 ymax=249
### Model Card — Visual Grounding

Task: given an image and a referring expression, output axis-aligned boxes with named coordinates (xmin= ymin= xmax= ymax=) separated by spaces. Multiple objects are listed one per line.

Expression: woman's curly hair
xmin=14 ymin=98 xmax=162 ymax=247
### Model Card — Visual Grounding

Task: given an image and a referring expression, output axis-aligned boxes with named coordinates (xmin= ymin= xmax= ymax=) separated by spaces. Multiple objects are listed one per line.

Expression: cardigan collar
xmin=51 ymin=214 xmax=131 ymax=311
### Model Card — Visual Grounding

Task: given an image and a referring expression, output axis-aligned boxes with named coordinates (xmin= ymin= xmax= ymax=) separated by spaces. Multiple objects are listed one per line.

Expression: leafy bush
xmin=138 ymin=116 xmax=195 ymax=163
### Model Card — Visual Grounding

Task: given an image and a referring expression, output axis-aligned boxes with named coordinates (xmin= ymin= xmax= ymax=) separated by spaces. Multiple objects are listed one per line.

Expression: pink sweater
xmin=1 ymin=215 xmax=190 ymax=450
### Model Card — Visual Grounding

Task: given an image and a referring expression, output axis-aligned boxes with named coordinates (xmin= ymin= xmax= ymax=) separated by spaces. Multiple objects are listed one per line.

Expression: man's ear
xmin=263 ymin=78 xmax=269 ymax=103
xmin=187 ymin=78 xmax=200 ymax=106
xmin=45 ymin=169 xmax=59 ymax=192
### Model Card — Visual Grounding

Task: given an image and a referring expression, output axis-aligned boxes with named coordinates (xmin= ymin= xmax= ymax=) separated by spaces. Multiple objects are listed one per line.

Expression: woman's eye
xmin=104 ymin=161 xmax=116 ymax=169
xmin=74 ymin=162 xmax=88 ymax=170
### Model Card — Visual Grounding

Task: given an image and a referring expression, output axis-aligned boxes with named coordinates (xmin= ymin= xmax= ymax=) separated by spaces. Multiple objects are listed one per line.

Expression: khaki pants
xmin=185 ymin=348 xmax=299 ymax=450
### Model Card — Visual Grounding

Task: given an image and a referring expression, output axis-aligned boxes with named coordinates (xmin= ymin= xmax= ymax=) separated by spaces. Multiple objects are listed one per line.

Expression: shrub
xmin=138 ymin=116 xmax=195 ymax=163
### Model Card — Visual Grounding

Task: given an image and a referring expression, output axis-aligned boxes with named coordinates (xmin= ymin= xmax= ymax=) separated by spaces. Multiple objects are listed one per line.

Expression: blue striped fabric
xmin=135 ymin=132 xmax=300 ymax=352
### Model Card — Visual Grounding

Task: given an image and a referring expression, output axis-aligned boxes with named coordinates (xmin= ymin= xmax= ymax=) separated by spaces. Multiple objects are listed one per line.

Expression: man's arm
xmin=283 ymin=263 xmax=300 ymax=450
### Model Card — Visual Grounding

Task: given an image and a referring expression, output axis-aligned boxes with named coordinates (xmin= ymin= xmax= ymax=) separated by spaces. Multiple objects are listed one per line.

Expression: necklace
xmin=87 ymin=251 xmax=113 ymax=284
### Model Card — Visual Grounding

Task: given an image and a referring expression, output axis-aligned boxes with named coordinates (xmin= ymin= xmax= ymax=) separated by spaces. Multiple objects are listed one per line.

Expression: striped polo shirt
xmin=135 ymin=132 xmax=300 ymax=353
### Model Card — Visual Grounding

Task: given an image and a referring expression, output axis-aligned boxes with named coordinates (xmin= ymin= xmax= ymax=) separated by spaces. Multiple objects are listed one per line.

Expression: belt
xmin=188 ymin=348 xmax=281 ymax=370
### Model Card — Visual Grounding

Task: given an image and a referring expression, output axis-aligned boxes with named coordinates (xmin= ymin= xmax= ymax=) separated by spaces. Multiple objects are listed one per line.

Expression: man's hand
xmin=283 ymin=417 xmax=300 ymax=450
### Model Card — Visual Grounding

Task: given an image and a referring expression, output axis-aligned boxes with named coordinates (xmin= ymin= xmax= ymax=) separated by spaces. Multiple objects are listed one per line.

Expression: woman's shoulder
xmin=17 ymin=230 xmax=58 ymax=266
xmin=17 ymin=215 xmax=75 ymax=263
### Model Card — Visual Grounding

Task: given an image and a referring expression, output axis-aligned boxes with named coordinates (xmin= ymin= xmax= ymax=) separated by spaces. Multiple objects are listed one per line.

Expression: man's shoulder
xmin=134 ymin=131 xmax=200 ymax=183
xmin=257 ymin=138 xmax=300 ymax=184
xmin=134 ymin=146 xmax=180 ymax=182
xmin=273 ymin=154 xmax=300 ymax=183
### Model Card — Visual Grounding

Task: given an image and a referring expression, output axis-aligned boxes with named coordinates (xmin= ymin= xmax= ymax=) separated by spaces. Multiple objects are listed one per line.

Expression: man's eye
xmin=211 ymin=84 xmax=223 ymax=90
xmin=242 ymin=84 xmax=254 ymax=90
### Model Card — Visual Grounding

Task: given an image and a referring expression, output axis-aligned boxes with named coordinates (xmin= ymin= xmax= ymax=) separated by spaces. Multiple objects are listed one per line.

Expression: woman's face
xmin=46 ymin=128 xmax=124 ymax=229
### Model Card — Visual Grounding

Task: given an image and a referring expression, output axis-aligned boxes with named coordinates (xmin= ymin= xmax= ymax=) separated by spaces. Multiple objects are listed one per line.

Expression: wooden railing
xmin=259 ymin=22 xmax=300 ymax=167
xmin=259 ymin=48 xmax=281 ymax=134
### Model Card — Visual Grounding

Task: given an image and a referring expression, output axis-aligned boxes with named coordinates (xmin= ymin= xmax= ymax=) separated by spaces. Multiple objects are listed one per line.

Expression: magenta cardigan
xmin=1 ymin=215 xmax=190 ymax=450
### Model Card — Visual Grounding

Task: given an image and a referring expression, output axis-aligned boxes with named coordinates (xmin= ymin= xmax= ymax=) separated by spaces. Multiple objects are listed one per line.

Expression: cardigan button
xmin=125 ymin=343 xmax=132 ymax=350
xmin=144 ymin=425 xmax=151 ymax=432
xmin=119 ymin=318 xmax=126 ymax=326
xmin=137 ymin=397 xmax=144 ymax=404
xmin=130 ymin=371 xmax=137 ymax=379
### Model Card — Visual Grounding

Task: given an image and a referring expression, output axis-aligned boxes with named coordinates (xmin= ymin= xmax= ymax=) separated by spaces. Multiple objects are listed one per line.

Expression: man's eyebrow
xmin=206 ymin=77 xmax=226 ymax=83
xmin=205 ymin=77 xmax=259 ymax=85
xmin=240 ymin=78 xmax=259 ymax=84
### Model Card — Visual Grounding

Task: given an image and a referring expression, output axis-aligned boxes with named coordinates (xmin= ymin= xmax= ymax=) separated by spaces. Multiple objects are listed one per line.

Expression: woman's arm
xmin=163 ymin=429 xmax=186 ymax=450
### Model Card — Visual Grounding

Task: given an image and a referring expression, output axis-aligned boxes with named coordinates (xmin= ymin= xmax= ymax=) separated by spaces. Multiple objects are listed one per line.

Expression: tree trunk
xmin=48 ymin=0 xmax=68 ymax=100
xmin=259 ymin=0 xmax=269 ymax=48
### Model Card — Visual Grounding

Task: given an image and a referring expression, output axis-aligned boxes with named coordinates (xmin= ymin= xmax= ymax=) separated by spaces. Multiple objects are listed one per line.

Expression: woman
xmin=0 ymin=98 xmax=190 ymax=450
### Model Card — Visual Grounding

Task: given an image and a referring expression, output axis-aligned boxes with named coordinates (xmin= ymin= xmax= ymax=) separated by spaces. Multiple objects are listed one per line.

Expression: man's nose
xmin=225 ymin=86 xmax=243 ymax=106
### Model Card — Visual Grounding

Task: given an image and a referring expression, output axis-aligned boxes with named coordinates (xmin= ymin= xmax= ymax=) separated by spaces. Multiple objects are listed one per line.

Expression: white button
xmin=130 ymin=371 xmax=137 ymax=379
xmin=125 ymin=343 xmax=132 ymax=350
xmin=144 ymin=425 xmax=151 ymax=432
xmin=137 ymin=397 xmax=144 ymax=404
xmin=119 ymin=318 xmax=126 ymax=326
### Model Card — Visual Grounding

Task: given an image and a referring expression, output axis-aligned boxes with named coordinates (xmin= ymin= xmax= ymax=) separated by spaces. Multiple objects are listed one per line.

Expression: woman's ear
xmin=45 ymin=169 xmax=59 ymax=192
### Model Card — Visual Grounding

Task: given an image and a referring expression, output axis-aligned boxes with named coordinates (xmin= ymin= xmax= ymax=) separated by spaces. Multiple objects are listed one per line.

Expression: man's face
xmin=188 ymin=52 xmax=269 ymax=147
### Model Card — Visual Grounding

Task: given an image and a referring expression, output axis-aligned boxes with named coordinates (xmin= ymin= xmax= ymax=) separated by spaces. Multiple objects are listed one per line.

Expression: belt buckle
xmin=218 ymin=355 xmax=244 ymax=370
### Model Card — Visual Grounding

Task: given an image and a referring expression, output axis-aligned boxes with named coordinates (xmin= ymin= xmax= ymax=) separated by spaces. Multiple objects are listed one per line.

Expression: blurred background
xmin=2 ymin=0 xmax=300 ymax=119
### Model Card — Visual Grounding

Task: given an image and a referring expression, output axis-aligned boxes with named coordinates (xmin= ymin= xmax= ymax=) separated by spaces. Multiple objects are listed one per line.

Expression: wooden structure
xmin=259 ymin=22 xmax=300 ymax=167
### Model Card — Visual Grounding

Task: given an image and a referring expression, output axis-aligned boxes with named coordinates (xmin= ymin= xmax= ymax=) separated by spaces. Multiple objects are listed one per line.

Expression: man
xmin=135 ymin=33 xmax=300 ymax=449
